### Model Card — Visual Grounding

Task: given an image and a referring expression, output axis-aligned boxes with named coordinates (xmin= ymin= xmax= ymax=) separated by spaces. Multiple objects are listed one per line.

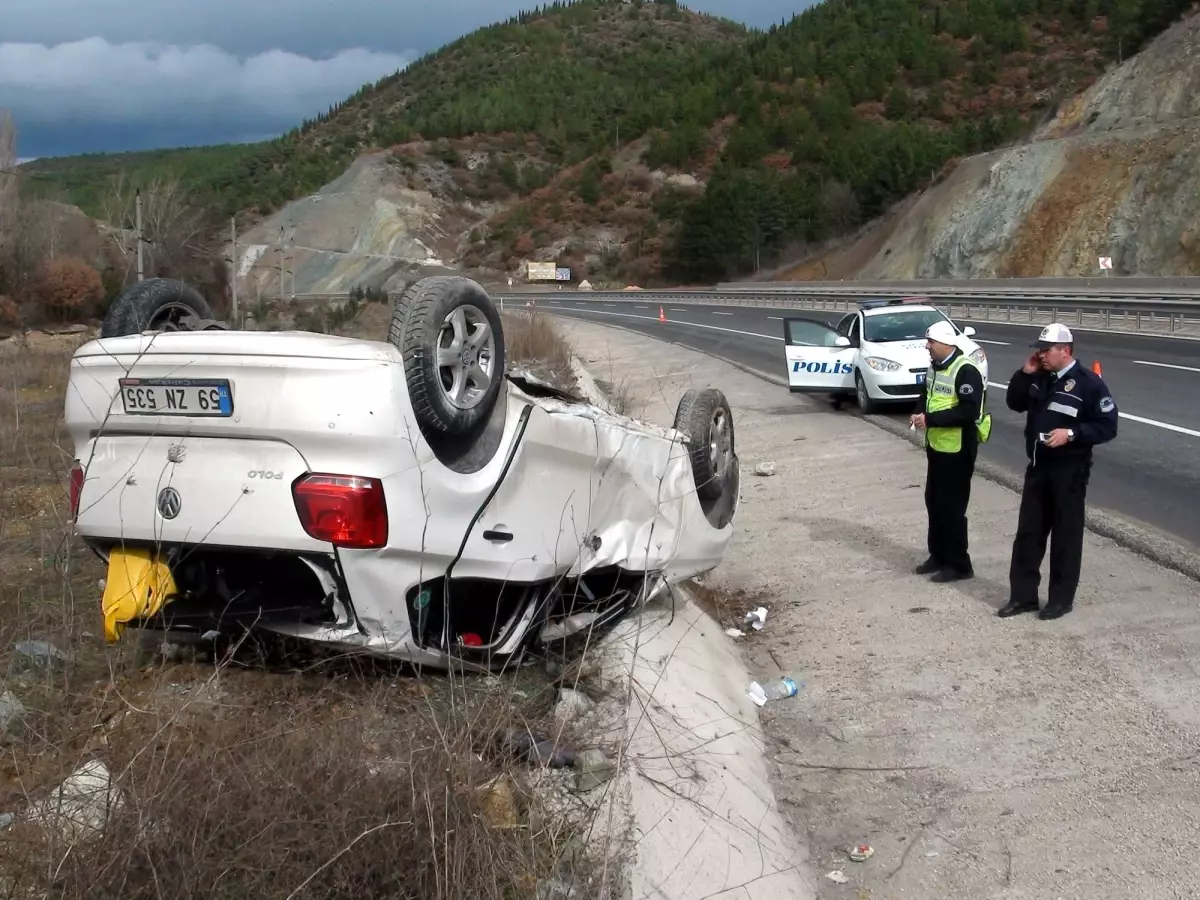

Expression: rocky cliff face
xmin=821 ymin=11 xmax=1200 ymax=280
xmin=232 ymin=153 xmax=479 ymax=298
xmin=228 ymin=136 xmax=693 ymax=295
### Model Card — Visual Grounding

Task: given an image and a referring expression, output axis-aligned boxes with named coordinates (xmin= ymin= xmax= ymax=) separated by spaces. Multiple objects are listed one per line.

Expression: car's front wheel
xmin=673 ymin=388 xmax=739 ymax=529
xmin=854 ymin=370 xmax=881 ymax=415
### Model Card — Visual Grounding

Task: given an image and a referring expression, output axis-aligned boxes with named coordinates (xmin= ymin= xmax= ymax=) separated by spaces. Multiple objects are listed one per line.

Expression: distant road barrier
xmin=293 ymin=280 xmax=1200 ymax=337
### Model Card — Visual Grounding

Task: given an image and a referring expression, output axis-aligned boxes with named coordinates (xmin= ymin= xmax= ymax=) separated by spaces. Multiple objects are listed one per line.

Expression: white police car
xmin=782 ymin=299 xmax=988 ymax=414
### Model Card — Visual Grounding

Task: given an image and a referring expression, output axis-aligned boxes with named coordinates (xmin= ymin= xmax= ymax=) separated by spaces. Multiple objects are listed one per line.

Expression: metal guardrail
xmin=291 ymin=286 xmax=1200 ymax=336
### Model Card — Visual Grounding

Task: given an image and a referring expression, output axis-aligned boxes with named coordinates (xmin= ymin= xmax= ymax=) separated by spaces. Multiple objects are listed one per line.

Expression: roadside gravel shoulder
xmin=556 ymin=316 xmax=1200 ymax=900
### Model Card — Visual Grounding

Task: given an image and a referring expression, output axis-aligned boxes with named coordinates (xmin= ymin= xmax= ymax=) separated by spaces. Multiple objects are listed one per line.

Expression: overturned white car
xmin=65 ymin=275 xmax=740 ymax=669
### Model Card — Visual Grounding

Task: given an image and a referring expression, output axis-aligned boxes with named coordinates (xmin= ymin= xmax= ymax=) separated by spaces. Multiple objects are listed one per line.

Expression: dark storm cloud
xmin=0 ymin=0 xmax=816 ymax=159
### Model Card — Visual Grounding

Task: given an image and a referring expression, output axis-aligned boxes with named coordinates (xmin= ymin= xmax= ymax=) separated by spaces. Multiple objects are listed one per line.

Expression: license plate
xmin=119 ymin=377 xmax=233 ymax=416
xmin=915 ymin=372 xmax=926 ymax=385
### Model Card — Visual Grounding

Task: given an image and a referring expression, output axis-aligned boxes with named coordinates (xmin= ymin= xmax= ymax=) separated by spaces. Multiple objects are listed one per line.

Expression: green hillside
xmin=19 ymin=0 xmax=1192 ymax=282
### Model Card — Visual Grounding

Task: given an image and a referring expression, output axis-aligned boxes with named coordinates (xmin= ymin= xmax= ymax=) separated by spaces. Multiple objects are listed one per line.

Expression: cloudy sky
xmin=0 ymin=0 xmax=814 ymax=161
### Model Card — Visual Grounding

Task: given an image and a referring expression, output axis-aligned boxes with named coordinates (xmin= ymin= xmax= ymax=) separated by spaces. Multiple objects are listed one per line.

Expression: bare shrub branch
xmin=100 ymin=173 xmax=218 ymax=286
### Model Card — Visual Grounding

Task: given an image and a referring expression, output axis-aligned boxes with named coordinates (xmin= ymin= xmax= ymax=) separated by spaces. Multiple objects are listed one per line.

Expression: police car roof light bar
xmin=858 ymin=296 xmax=930 ymax=311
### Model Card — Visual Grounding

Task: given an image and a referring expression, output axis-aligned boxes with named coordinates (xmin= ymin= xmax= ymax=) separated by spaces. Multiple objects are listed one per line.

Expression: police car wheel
xmin=854 ymin=372 xmax=880 ymax=415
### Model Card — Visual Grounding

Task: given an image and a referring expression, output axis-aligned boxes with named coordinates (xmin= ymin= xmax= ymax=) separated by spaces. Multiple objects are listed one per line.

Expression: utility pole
xmin=230 ymin=217 xmax=239 ymax=321
xmin=135 ymin=189 xmax=144 ymax=282
xmin=278 ymin=225 xmax=285 ymax=302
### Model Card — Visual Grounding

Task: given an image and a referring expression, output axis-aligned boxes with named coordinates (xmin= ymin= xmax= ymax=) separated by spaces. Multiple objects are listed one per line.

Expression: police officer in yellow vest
xmin=909 ymin=320 xmax=991 ymax=583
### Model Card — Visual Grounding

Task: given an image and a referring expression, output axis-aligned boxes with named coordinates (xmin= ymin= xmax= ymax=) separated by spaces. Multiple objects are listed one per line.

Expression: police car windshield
xmin=864 ymin=310 xmax=951 ymax=342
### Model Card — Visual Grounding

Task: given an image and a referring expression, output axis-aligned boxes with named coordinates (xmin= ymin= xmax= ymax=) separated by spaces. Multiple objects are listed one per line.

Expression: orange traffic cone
xmin=1092 ymin=360 xmax=1102 ymax=376
xmin=658 ymin=305 xmax=667 ymax=322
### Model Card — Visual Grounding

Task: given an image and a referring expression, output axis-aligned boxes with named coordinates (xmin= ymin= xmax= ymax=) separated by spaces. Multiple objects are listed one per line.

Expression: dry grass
xmin=312 ymin=293 xmax=582 ymax=395
xmin=0 ymin=315 xmax=603 ymax=898
xmin=592 ymin=378 xmax=633 ymax=415
xmin=685 ymin=580 xmax=772 ymax=634
xmin=497 ymin=307 xmax=579 ymax=396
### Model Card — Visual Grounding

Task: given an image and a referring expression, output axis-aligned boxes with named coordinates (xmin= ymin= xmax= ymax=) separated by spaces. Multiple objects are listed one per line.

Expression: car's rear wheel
xmin=101 ymin=278 xmax=225 ymax=337
xmin=673 ymin=388 xmax=739 ymax=529
xmin=390 ymin=275 xmax=510 ymax=472
xmin=855 ymin=371 xmax=880 ymax=415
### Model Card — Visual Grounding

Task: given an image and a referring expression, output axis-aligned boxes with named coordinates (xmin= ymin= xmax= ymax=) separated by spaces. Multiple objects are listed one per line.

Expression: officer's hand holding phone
xmin=1022 ymin=352 xmax=1042 ymax=374
xmin=1041 ymin=428 xmax=1071 ymax=448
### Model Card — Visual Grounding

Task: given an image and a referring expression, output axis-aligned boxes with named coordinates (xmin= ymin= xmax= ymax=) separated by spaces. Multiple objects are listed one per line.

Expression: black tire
xmin=673 ymin=387 xmax=737 ymax=506
xmin=101 ymin=278 xmax=221 ymax=337
xmin=389 ymin=275 xmax=507 ymax=443
xmin=854 ymin=371 xmax=881 ymax=415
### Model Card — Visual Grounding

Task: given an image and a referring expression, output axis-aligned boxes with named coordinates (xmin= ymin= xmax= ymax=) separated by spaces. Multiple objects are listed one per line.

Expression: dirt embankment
xmin=780 ymin=11 xmax=1200 ymax=280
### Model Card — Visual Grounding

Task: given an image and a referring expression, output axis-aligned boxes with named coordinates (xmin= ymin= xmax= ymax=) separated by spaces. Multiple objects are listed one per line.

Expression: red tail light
xmin=69 ymin=462 xmax=84 ymax=520
xmin=292 ymin=473 xmax=388 ymax=549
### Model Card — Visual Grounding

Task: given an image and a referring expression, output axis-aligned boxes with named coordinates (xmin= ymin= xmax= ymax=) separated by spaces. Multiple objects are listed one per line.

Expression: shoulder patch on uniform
xmin=958 ymin=383 xmax=974 ymax=395
xmin=1099 ymin=396 xmax=1115 ymax=412
xmin=1063 ymin=378 xmax=1076 ymax=392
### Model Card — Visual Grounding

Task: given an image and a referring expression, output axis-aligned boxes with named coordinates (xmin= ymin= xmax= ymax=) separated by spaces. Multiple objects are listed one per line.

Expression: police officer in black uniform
xmin=998 ymin=324 xmax=1118 ymax=620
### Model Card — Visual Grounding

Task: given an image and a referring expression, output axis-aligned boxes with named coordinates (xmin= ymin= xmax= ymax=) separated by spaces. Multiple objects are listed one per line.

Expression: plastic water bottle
xmin=748 ymin=676 xmax=801 ymax=706
xmin=760 ymin=677 xmax=800 ymax=701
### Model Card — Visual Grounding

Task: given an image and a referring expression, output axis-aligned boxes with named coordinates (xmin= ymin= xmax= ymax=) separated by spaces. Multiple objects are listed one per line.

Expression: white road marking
xmin=987 ymin=381 xmax=1200 ymax=438
xmin=975 ymin=339 xmax=1010 ymax=346
xmin=767 ymin=316 xmax=782 ymax=320
xmin=1134 ymin=360 xmax=1200 ymax=374
xmin=551 ymin=307 xmax=780 ymax=341
xmin=1120 ymin=413 xmax=1200 ymax=437
xmin=635 ymin=305 xmax=649 ymax=309
xmin=955 ymin=318 xmax=1200 ymax=343
xmin=670 ymin=308 xmax=687 ymax=312
xmin=556 ymin=310 xmax=1200 ymax=438
xmin=713 ymin=311 xmax=733 ymax=316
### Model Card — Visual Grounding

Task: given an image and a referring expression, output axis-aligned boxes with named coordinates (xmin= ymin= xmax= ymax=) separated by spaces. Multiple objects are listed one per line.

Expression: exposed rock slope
xmin=233 ymin=153 xmax=465 ymax=298
xmin=817 ymin=11 xmax=1200 ymax=280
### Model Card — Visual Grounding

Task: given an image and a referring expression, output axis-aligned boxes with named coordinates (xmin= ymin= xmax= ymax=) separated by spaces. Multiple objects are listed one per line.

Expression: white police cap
xmin=1031 ymin=323 xmax=1074 ymax=348
xmin=925 ymin=320 xmax=958 ymax=344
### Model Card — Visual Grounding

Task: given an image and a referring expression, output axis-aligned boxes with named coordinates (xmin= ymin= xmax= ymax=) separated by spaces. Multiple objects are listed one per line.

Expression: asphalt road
xmin=534 ymin=296 xmax=1200 ymax=553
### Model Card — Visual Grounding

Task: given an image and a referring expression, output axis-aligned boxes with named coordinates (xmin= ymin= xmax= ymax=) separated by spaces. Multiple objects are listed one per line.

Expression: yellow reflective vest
xmin=925 ymin=354 xmax=992 ymax=453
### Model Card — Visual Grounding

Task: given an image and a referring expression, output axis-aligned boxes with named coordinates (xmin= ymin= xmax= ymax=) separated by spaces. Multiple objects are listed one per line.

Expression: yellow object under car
xmin=101 ymin=547 xmax=177 ymax=642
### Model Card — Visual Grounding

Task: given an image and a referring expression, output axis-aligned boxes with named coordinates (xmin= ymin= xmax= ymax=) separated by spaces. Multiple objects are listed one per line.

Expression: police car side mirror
xmin=962 ymin=326 xmax=977 ymax=337
xmin=834 ymin=336 xmax=851 ymax=348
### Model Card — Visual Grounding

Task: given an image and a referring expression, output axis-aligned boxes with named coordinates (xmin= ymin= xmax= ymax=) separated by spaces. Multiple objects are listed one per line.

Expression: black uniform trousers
xmin=1008 ymin=459 xmax=1090 ymax=609
xmin=924 ymin=443 xmax=977 ymax=575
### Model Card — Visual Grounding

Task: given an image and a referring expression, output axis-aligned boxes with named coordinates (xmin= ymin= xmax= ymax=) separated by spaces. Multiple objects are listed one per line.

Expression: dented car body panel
xmin=65 ymin=276 xmax=740 ymax=669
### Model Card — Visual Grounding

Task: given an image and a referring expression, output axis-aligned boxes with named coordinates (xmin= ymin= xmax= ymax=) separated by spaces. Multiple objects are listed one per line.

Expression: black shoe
xmin=997 ymin=600 xmax=1039 ymax=618
xmin=914 ymin=557 xmax=940 ymax=575
xmin=931 ymin=568 xmax=973 ymax=583
xmin=1038 ymin=603 xmax=1073 ymax=620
